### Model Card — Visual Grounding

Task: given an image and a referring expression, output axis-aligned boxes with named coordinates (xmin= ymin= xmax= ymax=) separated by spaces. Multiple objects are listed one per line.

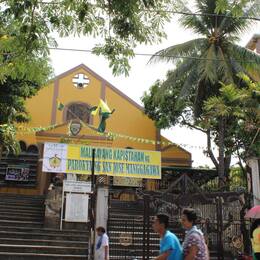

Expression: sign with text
xmin=65 ymin=193 xmax=89 ymax=222
xmin=113 ymin=176 xmax=143 ymax=187
xmin=63 ymin=180 xmax=91 ymax=193
xmin=43 ymin=142 xmax=161 ymax=179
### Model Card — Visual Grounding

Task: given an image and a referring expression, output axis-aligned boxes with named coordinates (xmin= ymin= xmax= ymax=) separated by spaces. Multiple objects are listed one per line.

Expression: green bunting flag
xmin=57 ymin=101 xmax=65 ymax=111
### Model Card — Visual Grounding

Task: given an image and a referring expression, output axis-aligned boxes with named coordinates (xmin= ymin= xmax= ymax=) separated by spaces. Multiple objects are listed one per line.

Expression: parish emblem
xmin=69 ymin=121 xmax=82 ymax=136
xmin=49 ymin=154 xmax=61 ymax=168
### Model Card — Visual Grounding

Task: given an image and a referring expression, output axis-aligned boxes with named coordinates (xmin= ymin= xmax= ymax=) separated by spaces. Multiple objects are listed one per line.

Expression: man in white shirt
xmin=95 ymin=226 xmax=109 ymax=260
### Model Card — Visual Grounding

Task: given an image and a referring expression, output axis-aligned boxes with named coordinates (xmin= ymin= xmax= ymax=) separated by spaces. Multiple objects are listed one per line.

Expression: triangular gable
xmin=51 ymin=64 xmax=143 ymax=112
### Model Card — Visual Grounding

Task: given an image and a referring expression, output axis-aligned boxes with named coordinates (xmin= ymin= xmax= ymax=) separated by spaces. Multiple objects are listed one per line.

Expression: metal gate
xmin=108 ymin=173 xmax=251 ymax=260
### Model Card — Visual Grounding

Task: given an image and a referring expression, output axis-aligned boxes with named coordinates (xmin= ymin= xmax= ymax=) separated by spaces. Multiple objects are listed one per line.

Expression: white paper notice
xmin=65 ymin=193 xmax=89 ymax=222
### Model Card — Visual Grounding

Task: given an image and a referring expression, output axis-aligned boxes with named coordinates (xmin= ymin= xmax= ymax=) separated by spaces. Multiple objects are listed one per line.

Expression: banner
xmin=43 ymin=142 xmax=161 ymax=179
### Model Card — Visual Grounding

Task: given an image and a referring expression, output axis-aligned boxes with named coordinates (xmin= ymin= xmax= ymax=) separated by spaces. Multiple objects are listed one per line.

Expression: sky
xmin=49 ymin=14 xmax=260 ymax=168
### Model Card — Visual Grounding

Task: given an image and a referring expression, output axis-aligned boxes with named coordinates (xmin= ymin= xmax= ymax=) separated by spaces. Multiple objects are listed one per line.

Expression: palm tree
xmin=149 ymin=0 xmax=260 ymax=187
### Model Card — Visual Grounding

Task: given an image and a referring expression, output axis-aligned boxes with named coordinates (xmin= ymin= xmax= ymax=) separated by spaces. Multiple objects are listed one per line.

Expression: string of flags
xmin=0 ymin=98 xmax=216 ymax=150
xmin=1 ymin=122 xmax=215 ymax=150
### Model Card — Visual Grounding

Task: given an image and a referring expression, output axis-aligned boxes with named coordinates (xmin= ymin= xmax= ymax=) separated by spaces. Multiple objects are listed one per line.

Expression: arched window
xmin=27 ymin=145 xmax=39 ymax=154
xmin=66 ymin=103 xmax=91 ymax=124
xmin=19 ymin=141 xmax=27 ymax=152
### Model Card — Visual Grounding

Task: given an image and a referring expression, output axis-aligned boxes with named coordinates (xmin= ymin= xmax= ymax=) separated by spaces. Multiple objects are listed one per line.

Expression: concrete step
xmin=0 ymin=238 xmax=88 ymax=247
xmin=0 ymin=244 xmax=88 ymax=255
xmin=0 ymin=193 xmax=45 ymax=200
xmin=0 ymin=201 xmax=44 ymax=207
xmin=0 ymin=214 xmax=43 ymax=222
xmin=0 ymin=220 xmax=43 ymax=228
xmin=0 ymin=225 xmax=89 ymax=235
xmin=0 ymin=204 xmax=44 ymax=212
xmin=0 ymin=230 xmax=88 ymax=241
xmin=0 ymin=197 xmax=45 ymax=203
xmin=0 ymin=210 xmax=44 ymax=217
xmin=0 ymin=252 xmax=87 ymax=259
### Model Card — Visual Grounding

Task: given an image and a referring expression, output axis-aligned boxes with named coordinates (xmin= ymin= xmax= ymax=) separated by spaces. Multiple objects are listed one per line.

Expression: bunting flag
xmin=91 ymin=99 xmax=112 ymax=116
xmin=90 ymin=99 xmax=115 ymax=133
xmin=57 ymin=100 xmax=65 ymax=111
xmin=11 ymin=109 xmax=214 ymax=150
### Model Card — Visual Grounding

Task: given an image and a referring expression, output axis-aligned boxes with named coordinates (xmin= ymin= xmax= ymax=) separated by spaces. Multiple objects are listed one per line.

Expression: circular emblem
xmin=119 ymin=232 xmax=133 ymax=246
xmin=72 ymin=73 xmax=90 ymax=89
xmin=231 ymin=235 xmax=243 ymax=249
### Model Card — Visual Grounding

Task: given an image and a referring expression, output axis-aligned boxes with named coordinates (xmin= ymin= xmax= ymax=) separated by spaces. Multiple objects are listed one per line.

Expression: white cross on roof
xmin=72 ymin=73 xmax=90 ymax=88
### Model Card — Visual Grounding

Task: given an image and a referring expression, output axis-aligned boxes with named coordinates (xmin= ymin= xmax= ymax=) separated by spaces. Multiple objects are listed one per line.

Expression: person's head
xmin=181 ymin=208 xmax=198 ymax=230
xmin=153 ymin=214 xmax=169 ymax=235
xmin=96 ymin=226 xmax=106 ymax=236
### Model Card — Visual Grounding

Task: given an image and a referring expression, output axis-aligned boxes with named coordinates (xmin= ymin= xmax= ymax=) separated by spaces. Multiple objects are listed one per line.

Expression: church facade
xmin=0 ymin=64 xmax=191 ymax=195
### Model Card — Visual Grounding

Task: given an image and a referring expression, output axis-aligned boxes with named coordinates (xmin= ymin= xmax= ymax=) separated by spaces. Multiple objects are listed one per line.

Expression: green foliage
xmin=0 ymin=1 xmax=53 ymax=154
xmin=204 ymin=75 xmax=260 ymax=158
xmin=0 ymin=124 xmax=20 ymax=156
xmin=202 ymin=167 xmax=247 ymax=191
xmin=1 ymin=0 xmax=173 ymax=76
xmin=148 ymin=0 xmax=260 ymax=117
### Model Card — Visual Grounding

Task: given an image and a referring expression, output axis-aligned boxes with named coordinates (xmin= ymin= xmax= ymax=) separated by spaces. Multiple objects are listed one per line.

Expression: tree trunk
xmin=218 ymin=117 xmax=225 ymax=188
xmin=224 ymin=155 xmax=231 ymax=189
xmin=206 ymin=129 xmax=219 ymax=169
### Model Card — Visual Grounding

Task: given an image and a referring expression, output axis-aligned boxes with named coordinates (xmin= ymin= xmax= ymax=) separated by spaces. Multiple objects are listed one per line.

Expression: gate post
xmin=143 ymin=195 xmax=147 ymax=260
xmin=216 ymin=196 xmax=224 ymax=260
xmin=143 ymin=195 xmax=151 ymax=260
xmin=146 ymin=196 xmax=150 ymax=260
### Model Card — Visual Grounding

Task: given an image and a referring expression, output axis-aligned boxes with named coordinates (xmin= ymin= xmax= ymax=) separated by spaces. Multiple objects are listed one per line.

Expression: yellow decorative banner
xmin=43 ymin=142 xmax=161 ymax=179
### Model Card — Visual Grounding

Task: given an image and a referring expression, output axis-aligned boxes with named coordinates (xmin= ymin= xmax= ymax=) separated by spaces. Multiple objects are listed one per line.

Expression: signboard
xmin=5 ymin=166 xmax=30 ymax=181
xmin=113 ymin=176 xmax=143 ymax=187
xmin=63 ymin=180 xmax=91 ymax=193
xmin=65 ymin=193 xmax=89 ymax=222
xmin=43 ymin=142 xmax=161 ymax=179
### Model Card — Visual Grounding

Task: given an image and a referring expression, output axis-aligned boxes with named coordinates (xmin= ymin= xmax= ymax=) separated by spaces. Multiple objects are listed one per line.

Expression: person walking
xmin=95 ymin=226 xmax=109 ymax=260
xmin=181 ymin=208 xmax=209 ymax=260
xmin=153 ymin=214 xmax=183 ymax=260
xmin=251 ymin=219 xmax=260 ymax=260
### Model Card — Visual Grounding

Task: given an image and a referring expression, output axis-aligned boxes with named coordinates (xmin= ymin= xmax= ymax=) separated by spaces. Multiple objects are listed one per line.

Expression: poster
xmin=5 ymin=166 xmax=30 ymax=181
xmin=43 ymin=142 xmax=161 ymax=179
xmin=65 ymin=193 xmax=89 ymax=222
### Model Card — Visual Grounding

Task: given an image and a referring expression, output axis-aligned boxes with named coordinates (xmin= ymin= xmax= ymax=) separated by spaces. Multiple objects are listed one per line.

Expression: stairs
xmin=0 ymin=193 xmax=89 ymax=259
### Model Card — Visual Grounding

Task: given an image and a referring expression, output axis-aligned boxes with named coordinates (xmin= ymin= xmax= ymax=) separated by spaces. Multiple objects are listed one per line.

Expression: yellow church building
xmin=0 ymin=64 xmax=192 ymax=195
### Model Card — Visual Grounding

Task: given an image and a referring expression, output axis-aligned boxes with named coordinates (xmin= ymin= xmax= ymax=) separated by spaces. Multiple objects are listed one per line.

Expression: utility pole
xmin=89 ymin=148 xmax=96 ymax=260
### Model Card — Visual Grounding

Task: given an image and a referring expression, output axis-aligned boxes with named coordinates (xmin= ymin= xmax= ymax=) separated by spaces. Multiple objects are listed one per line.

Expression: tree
xmin=143 ymin=0 xmax=260 ymax=187
xmin=204 ymin=74 xmax=260 ymax=173
xmin=1 ymin=0 xmax=174 ymax=77
xmin=0 ymin=5 xmax=52 ymax=156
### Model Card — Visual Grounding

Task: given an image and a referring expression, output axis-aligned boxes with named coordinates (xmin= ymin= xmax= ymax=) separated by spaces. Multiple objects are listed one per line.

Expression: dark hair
xmin=96 ymin=226 xmax=106 ymax=233
xmin=182 ymin=208 xmax=197 ymax=225
xmin=250 ymin=219 xmax=260 ymax=238
xmin=156 ymin=214 xmax=169 ymax=229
